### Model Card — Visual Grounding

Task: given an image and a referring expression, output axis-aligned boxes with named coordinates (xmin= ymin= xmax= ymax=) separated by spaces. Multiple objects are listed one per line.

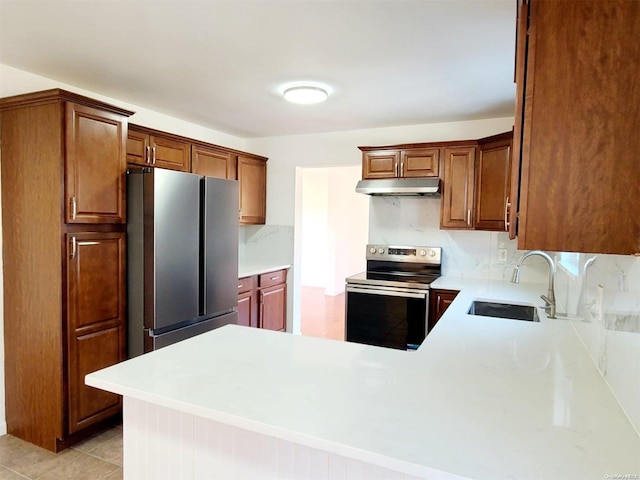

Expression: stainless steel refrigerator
xmin=127 ymin=167 xmax=239 ymax=357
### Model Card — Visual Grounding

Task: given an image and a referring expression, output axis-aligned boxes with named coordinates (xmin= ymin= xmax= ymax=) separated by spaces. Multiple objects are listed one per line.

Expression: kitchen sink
xmin=468 ymin=301 xmax=540 ymax=322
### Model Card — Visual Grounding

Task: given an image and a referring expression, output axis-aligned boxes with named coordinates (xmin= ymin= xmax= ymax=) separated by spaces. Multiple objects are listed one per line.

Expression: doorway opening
xmin=293 ymin=165 xmax=368 ymax=340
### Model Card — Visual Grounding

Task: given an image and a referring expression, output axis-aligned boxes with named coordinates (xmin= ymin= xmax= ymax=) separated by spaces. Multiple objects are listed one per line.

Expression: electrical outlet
xmin=499 ymin=248 xmax=508 ymax=262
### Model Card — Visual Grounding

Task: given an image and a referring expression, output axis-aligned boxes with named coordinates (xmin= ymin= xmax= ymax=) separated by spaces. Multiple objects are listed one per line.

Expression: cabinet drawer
xmin=259 ymin=269 xmax=286 ymax=288
xmin=238 ymin=276 xmax=256 ymax=294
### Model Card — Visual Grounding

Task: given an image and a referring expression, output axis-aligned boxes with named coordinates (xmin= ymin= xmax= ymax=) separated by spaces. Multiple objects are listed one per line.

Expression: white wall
xmin=0 ymin=64 xmax=248 ymax=436
xmin=325 ymin=166 xmax=368 ymax=295
xmin=300 ymin=169 xmax=329 ymax=288
xmin=299 ymin=166 xmax=368 ymax=294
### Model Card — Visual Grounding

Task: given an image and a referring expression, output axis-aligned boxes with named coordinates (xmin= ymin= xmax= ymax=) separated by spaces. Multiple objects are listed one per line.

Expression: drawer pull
xmin=238 ymin=284 xmax=243 ymax=289
xmin=270 ymin=276 xmax=278 ymax=280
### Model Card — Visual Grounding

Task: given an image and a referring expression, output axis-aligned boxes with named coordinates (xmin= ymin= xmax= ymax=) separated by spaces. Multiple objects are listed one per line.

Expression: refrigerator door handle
xmin=200 ymin=177 xmax=206 ymax=317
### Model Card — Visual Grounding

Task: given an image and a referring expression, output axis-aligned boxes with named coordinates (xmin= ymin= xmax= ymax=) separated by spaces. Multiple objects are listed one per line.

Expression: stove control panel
xmin=366 ymin=244 xmax=441 ymax=264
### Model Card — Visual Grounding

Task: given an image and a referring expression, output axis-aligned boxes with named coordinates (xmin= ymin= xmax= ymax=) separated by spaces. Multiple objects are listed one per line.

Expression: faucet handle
xmin=540 ymin=294 xmax=552 ymax=306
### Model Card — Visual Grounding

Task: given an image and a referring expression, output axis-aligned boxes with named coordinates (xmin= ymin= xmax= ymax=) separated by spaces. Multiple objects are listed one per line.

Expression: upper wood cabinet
xmin=512 ymin=0 xmax=640 ymax=254
xmin=238 ymin=155 xmax=267 ymax=225
xmin=362 ymin=150 xmax=400 ymax=179
xmin=475 ymin=133 xmax=512 ymax=231
xmin=361 ymin=147 xmax=439 ymax=179
xmin=127 ymin=127 xmax=190 ymax=172
xmin=401 ymin=148 xmax=440 ymax=178
xmin=65 ymin=102 xmax=128 ymax=224
xmin=440 ymin=147 xmax=476 ymax=229
xmin=192 ymin=144 xmax=235 ymax=179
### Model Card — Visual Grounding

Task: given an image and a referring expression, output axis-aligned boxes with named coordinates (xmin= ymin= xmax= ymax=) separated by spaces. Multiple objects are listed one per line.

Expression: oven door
xmin=345 ymin=284 xmax=428 ymax=350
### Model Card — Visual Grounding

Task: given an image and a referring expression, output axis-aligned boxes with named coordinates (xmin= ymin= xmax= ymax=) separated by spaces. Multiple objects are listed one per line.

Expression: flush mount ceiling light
xmin=283 ymin=86 xmax=328 ymax=104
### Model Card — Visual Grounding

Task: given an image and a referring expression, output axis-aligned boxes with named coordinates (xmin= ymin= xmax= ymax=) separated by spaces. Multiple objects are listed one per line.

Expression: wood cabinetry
xmin=192 ymin=144 xmax=235 ymax=179
xmin=238 ymin=269 xmax=287 ymax=332
xmin=475 ymin=132 xmax=512 ymax=231
xmin=126 ymin=126 xmax=190 ymax=172
xmin=440 ymin=147 xmax=476 ymax=229
xmin=237 ymin=276 xmax=258 ymax=328
xmin=238 ymin=155 xmax=267 ymax=225
xmin=361 ymin=147 xmax=439 ymax=179
xmin=65 ymin=103 xmax=127 ymax=224
xmin=258 ymin=270 xmax=287 ymax=331
xmin=0 ymin=89 xmax=132 ymax=452
xmin=511 ymin=0 xmax=640 ymax=254
xmin=360 ymin=135 xmax=512 ymax=232
xmin=429 ymin=289 xmax=459 ymax=331
xmin=67 ymin=232 xmax=126 ymax=434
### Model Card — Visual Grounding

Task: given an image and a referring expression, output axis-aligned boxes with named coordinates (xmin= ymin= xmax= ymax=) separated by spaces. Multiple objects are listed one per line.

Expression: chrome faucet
xmin=511 ymin=250 xmax=557 ymax=319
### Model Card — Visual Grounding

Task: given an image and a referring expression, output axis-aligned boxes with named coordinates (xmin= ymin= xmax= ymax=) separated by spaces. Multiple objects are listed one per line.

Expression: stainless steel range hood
xmin=355 ymin=178 xmax=441 ymax=196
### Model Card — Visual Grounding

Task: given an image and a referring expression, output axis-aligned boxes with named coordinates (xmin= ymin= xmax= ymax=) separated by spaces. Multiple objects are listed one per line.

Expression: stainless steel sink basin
xmin=468 ymin=301 xmax=540 ymax=322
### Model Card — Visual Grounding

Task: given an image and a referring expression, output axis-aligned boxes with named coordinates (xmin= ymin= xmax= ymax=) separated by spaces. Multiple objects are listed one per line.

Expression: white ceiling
xmin=0 ymin=0 xmax=516 ymax=138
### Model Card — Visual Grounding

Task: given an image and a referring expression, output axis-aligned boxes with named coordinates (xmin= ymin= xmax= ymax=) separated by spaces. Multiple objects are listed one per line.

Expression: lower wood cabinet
xmin=67 ymin=232 xmax=126 ymax=434
xmin=237 ymin=276 xmax=258 ymax=328
xmin=238 ymin=269 xmax=287 ymax=332
xmin=429 ymin=289 xmax=459 ymax=331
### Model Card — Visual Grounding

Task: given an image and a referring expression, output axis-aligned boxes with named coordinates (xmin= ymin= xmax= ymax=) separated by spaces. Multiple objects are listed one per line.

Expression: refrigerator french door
xmin=127 ymin=168 xmax=238 ymax=357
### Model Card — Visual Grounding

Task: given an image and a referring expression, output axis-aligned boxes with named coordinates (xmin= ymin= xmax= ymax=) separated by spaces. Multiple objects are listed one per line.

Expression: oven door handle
xmin=346 ymin=285 xmax=427 ymax=299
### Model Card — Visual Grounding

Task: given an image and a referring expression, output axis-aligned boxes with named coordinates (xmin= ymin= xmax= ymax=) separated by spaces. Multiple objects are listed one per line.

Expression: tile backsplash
xmin=555 ymin=254 xmax=640 ymax=433
xmin=368 ymin=196 xmax=548 ymax=282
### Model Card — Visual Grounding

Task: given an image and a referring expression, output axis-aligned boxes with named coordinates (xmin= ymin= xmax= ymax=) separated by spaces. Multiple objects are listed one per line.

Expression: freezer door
xmin=148 ymin=169 xmax=201 ymax=332
xmin=203 ymin=177 xmax=239 ymax=317
xmin=148 ymin=311 xmax=238 ymax=350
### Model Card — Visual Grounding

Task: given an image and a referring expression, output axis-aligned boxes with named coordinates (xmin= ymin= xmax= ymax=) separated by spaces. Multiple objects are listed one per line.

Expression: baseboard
xmin=0 ymin=420 xmax=7 ymax=436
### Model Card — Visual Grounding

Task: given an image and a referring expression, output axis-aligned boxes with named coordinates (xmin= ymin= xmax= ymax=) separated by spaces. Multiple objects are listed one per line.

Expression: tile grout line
xmin=1 ymin=464 xmax=32 ymax=479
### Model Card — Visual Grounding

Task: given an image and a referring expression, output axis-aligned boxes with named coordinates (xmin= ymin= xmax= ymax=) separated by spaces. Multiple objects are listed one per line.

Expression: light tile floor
xmin=0 ymin=425 xmax=122 ymax=480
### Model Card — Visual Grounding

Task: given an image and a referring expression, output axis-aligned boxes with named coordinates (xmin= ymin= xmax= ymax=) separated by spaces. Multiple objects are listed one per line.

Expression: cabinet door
xmin=400 ymin=148 xmax=439 ymax=177
xmin=509 ymin=0 xmax=529 ymax=240
xmin=516 ymin=0 xmax=640 ymax=254
xmin=126 ymin=130 xmax=150 ymax=166
xmin=149 ymin=135 xmax=191 ymax=172
xmin=192 ymin=145 xmax=234 ymax=179
xmin=429 ymin=289 xmax=459 ymax=331
xmin=66 ymin=232 xmax=126 ymax=434
xmin=65 ymin=103 xmax=127 ymax=224
xmin=238 ymin=291 xmax=254 ymax=328
xmin=362 ymin=150 xmax=400 ymax=179
xmin=259 ymin=283 xmax=286 ymax=331
xmin=237 ymin=155 xmax=266 ymax=225
xmin=440 ymin=147 xmax=476 ymax=229
xmin=475 ymin=138 xmax=511 ymax=231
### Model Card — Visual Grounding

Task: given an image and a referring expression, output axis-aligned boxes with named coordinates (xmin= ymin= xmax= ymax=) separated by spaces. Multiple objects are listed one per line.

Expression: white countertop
xmin=86 ymin=277 xmax=640 ymax=480
xmin=238 ymin=262 xmax=291 ymax=278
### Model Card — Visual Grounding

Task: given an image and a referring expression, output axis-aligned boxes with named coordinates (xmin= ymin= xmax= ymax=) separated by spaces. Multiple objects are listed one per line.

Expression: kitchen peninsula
xmin=86 ymin=280 xmax=640 ymax=480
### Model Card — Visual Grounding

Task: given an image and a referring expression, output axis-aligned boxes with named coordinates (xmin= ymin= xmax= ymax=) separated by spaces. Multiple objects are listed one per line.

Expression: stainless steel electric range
xmin=345 ymin=244 xmax=442 ymax=350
